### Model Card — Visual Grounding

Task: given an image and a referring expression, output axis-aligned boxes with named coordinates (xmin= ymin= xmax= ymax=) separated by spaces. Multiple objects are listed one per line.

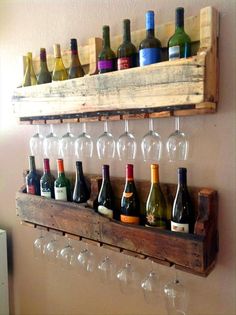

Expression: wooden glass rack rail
xmin=12 ymin=6 xmax=219 ymax=125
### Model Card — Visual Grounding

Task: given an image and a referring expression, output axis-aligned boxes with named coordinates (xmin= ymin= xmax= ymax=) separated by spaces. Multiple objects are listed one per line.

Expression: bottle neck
xmin=126 ymin=164 xmax=134 ymax=182
xmin=102 ymin=165 xmax=110 ymax=181
xmin=176 ymin=7 xmax=184 ymax=30
xmin=76 ymin=162 xmax=84 ymax=180
xmin=151 ymin=165 xmax=159 ymax=184
xmin=57 ymin=159 xmax=65 ymax=176
xmin=103 ymin=26 xmax=111 ymax=48
xmin=40 ymin=50 xmax=49 ymax=71
xmin=29 ymin=156 xmax=36 ymax=172
xmin=178 ymin=169 xmax=187 ymax=186
xmin=146 ymin=11 xmax=155 ymax=37
xmin=123 ymin=20 xmax=131 ymax=42
xmin=43 ymin=159 xmax=50 ymax=174
xmin=54 ymin=44 xmax=62 ymax=58
xmin=70 ymin=39 xmax=79 ymax=56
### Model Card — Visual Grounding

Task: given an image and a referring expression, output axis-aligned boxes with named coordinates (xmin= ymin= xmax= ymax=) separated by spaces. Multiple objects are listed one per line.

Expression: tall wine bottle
xmin=26 ymin=156 xmax=40 ymax=195
xmin=98 ymin=165 xmax=116 ymax=219
xmin=139 ymin=11 xmax=162 ymax=66
xmin=40 ymin=158 xmax=55 ymax=198
xmin=52 ymin=44 xmax=68 ymax=81
xmin=171 ymin=168 xmax=195 ymax=233
xmin=168 ymin=7 xmax=191 ymax=60
xmin=68 ymin=38 xmax=85 ymax=79
xmin=145 ymin=164 xmax=167 ymax=228
xmin=37 ymin=48 xmax=52 ymax=84
xmin=117 ymin=19 xmax=138 ymax=70
xmin=54 ymin=159 xmax=71 ymax=201
xmin=73 ymin=161 xmax=89 ymax=203
xmin=120 ymin=164 xmax=140 ymax=224
xmin=22 ymin=52 xmax=37 ymax=87
xmin=98 ymin=25 xmax=116 ymax=73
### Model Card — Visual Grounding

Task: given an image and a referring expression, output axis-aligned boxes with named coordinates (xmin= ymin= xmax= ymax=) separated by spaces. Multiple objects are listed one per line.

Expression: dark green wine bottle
xmin=54 ymin=159 xmax=71 ymax=201
xmin=168 ymin=7 xmax=191 ymax=60
xmin=171 ymin=168 xmax=195 ymax=233
xmin=98 ymin=165 xmax=117 ymax=219
xmin=120 ymin=164 xmax=140 ymax=224
xmin=40 ymin=158 xmax=55 ymax=198
xmin=98 ymin=25 xmax=116 ymax=73
xmin=68 ymin=39 xmax=85 ymax=79
xmin=26 ymin=156 xmax=40 ymax=195
xmin=73 ymin=161 xmax=89 ymax=203
xmin=146 ymin=164 xmax=167 ymax=228
xmin=139 ymin=11 xmax=162 ymax=66
xmin=37 ymin=48 xmax=52 ymax=84
xmin=117 ymin=19 xmax=138 ymax=70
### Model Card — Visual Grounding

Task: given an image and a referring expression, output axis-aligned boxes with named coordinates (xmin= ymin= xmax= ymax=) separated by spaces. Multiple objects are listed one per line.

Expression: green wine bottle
xmin=54 ymin=159 xmax=71 ymax=201
xmin=120 ymin=164 xmax=140 ymax=224
xmin=139 ymin=11 xmax=162 ymax=66
xmin=37 ymin=48 xmax=52 ymax=84
xmin=98 ymin=165 xmax=116 ymax=219
xmin=73 ymin=161 xmax=90 ymax=203
xmin=26 ymin=156 xmax=40 ymax=195
xmin=22 ymin=52 xmax=37 ymax=87
xmin=171 ymin=168 xmax=195 ymax=233
xmin=40 ymin=158 xmax=55 ymax=198
xmin=117 ymin=19 xmax=138 ymax=70
xmin=68 ymin=38 xmax=85 ymax=79
xmin=146 ymin=164 xmax=167 ymax=228
xmin=52 ymin=44 xmax=68 ymax=81
xmin=98 ymin=25 xmax=116 ymax=73
xmin=168 ymin=7 xmax=191 ymax=60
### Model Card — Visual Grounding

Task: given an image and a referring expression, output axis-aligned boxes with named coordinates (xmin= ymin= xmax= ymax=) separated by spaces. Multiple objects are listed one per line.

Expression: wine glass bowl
xmin=75 ymin=123 xmax=93 ymax=159
xmin=141 ymin=270 xmax=160 ymax=304
xmin=117 ymin=120 xmax=136 ymax=161
xmin=59 ymin=123 xmax=75 ymax=158
xmin=96 ymin=121 xmax=116 ymax=160
xmin=166 ymin=117 xmax=188 ymax=162
xmin=116 ymin=261 xmax=138 ymax=294
xmin=97 ymin=256 xmax=116 ymax=285
xmin=43 ymin=124 xmax=59 ymax=158
xmin=33 ymin=232 xmax=48 ymax=259
xmin=29 ymin=125 xmax=44 ymax=157
xmin=141 ymin=119 xmax=162 ymax=161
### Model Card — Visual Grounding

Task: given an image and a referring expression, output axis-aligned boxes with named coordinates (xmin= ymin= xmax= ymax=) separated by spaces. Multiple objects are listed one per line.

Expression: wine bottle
xmin=165 ymin=185 xmax=174 ymax=230
xmin=68 ymin=38 xmax=85 ymax=79
xmin=22 ymin=52 xmax=37 ymax=87
xmin=37 ymin=48 xmax=52 ymax=84
xmin=40 ymin=158 xmax=55 ymax=198
xmin=120 ymin=164 xmax=140 ymax=224
xmin=98 ymin=165 xmax=116 ymax=219
xmin=168 ymin=7 xmax=191 ymax=60
xmin=145 ymin=164 xmax=167 ymax=228
xmin=54 ymin=159 xmax=71 ymax=201
xmin=117 ymin=19 xmax=138 ymax=70
xmin=139 ymin=11 xmax=162 ymax=66
xmin=52 ymin=44 xmax=68 ymax=81
xmin=26 ymin=156 xmax=40 ymax=195
xmin=98 ymin=25 xmax=116 ymax=73
xmin=73 ymin=161 xmax=90 ymax=203
xmin=171 ymin=168 xmax=195 ymax=233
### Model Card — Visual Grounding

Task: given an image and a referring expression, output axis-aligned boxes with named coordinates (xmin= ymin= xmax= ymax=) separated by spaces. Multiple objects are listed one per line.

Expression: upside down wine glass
xmin=43 ymin=124 xmax=59 ymax=158
xmin=117 ymin=120 xmax=136 ymax=161
xmin=75 ymin=123 xmax=93 ymax=160
xmin=166 ymin=117 xmax=188 ymax=162
xmin=96 ymin=120 xmax=116 ymax=160
xmin=59 ymin=123 xmax=75 ymax=158
xmin=29 ymin=125 xmax=44 ymax=157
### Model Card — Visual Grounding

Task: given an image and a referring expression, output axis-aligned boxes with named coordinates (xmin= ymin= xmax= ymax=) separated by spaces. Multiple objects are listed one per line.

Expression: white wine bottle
xmin=52 ymin=44 xmax=68 ymax=81
xmin=22 ymin=52 xmax=37 ymax=87
xmin=171 ymin=168 xmax=195 ymax=233
xmin=145 ymin=164 xmax=167 ymax=228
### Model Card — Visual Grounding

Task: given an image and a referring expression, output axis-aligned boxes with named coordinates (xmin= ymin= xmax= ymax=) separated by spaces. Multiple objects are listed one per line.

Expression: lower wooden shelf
xmin=16 ymin=180 xmax=218 ymax=277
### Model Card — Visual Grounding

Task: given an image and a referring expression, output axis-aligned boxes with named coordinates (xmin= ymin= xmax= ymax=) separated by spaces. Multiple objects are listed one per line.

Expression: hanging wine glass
xmin=163 ymin=270 xmax=188 ymax=315
xmin=33 ymin=230 xmax=49 ymax=259
xmin=97 ymin=255 xmax=116 ymax=285
xmin=141 ymin=261 xmax=161 ymax=305
xmin=141 ymin=118 xmax=162 ymax=162
xmin=96 ymin=120 xmax=116 ymax=160
xmin=74 ymin=123 xmax=93 ymax=159
xmin=29 ymin=125 xmax=44 ymax=157
xmin=76 ymin=243 xmax=96 ymax=276
xmin=43 ymin=124 xmax=59 ymax=158
xmin=117 ymin=120 xmax=136 ymax=161
xmin=59 ymin=123 xmax=75 ymax=158
xmin=44 ymin=234 xmax=62 ymax=264
xmin=116 ymin=257 xmax=139 ymax=294
xmin=166 ymin=117 xmax=189 ymax=162
xmin=58 ymin=237 xmax=75 ymax=270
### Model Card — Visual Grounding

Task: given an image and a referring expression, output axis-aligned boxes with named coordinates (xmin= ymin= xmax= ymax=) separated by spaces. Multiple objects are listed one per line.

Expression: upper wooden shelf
xmin=12 ymin=6 xmax=219 ymax=124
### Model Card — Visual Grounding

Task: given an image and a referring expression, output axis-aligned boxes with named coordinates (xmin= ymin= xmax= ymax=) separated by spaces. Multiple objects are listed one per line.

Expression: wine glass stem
xmin=36 ymin=124 xmax=40 ymax=134
xmin=83 ymin=122 xmax=86 ymax=133
xmin=149 ymin=118 xmax=154 ymax=132
xmin=125 ymin=120 xmax=129 ymax=133
xmin=104 ymin=120 xmax=108 ymax=133
xmin=175 ymin=117 xmax=180 ymax=132
xmin=67 ymin=123 xmax=71 ymax=133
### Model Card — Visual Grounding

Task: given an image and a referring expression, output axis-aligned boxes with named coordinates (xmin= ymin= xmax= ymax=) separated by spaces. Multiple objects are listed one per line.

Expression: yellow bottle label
xmin=120 ymin=215 xmax=140 ymax=224
xmin=123 ymin=192 xmax=133 ymax=198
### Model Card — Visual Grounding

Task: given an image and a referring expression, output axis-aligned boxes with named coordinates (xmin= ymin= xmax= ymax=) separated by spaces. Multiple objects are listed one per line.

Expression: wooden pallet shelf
xmin=12 ymin=6 xmax=219 ymax=125
xmin=16 ymin=175 xmax=218 ymax=277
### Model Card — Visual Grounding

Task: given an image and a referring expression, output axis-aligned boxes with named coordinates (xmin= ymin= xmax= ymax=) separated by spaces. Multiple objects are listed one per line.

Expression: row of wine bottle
xmin=26 ymin=156 xmax=195 ymax=234
xmin=22 ymin=7 xmax=191 ymax=86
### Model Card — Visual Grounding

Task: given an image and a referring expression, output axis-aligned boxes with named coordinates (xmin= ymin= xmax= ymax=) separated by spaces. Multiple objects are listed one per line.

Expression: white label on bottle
xmin=55 ymin=187 xmax=67 ymax=201
xmin=40 ymin=190 xmax=51 ymax=198
xmin=171 ymin=221 xmax=189 ymax=233
xmin=169 ymin=46 xmax=180 ymax=60
xmin=98 ymin=205 xmax=113 ymax=219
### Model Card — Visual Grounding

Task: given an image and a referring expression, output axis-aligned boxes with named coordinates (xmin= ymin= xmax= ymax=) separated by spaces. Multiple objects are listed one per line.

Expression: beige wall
xmin=0 ymin=0 xmax=235 ymax=314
